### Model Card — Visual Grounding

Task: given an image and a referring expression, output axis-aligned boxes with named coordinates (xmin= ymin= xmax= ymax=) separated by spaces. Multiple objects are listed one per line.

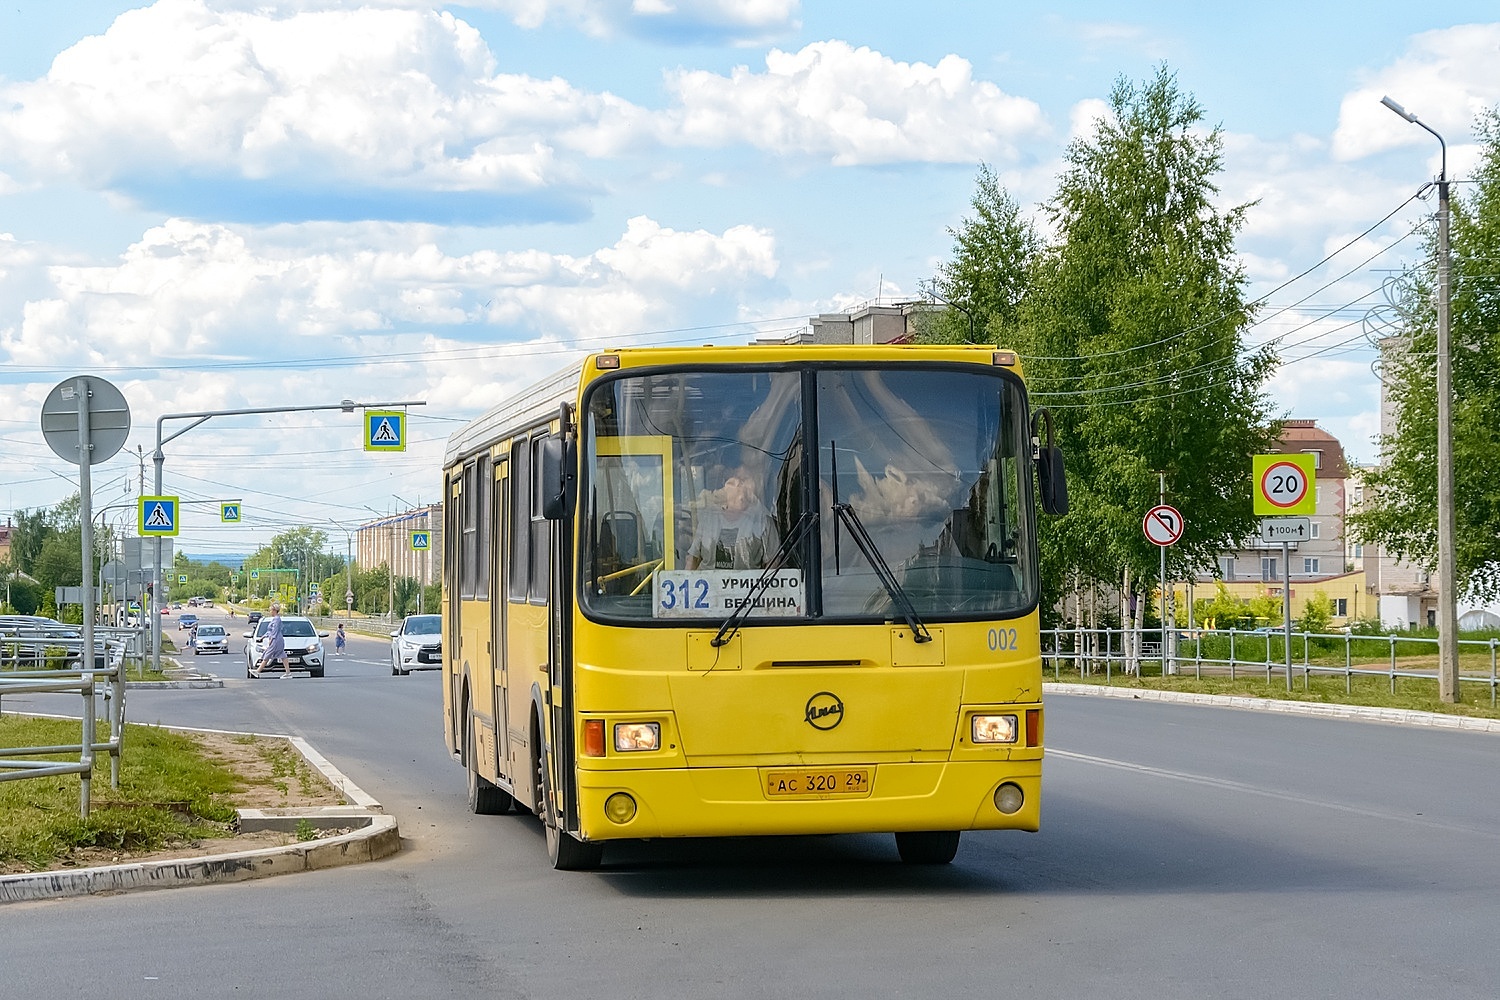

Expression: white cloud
xmin=0 ymin=0 xmax=628 ymax=199
xmin=1066 ymin=97 xmax=1113 ymax=145
xmin=0 ymin=4 xmax=1049 ymax=218
xmin=476 ymin=0 xmax=799 ymax=43
xmin=1332 ymin=23 xmax=1500 ymax=162
xmin=662 ymin=41 xmax=1047 ymax=166
xmin=1 ymin=215 xmax=779 ymax=374
xmin=201 ymin=0 xmax=799 ymax=44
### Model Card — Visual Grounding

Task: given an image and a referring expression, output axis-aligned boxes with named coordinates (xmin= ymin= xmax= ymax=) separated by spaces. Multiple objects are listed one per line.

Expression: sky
xmin=2 ymin=1 xmax=1498 ymax=563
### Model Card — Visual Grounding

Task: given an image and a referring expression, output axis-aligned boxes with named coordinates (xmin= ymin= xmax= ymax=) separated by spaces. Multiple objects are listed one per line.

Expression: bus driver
xmin=686 ymin=465 xmax=780 ymax=571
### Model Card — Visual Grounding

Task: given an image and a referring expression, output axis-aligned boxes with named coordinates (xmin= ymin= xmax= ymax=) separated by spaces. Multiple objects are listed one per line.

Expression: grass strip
xmin=0 ymin=717 xmax=282 ymax=873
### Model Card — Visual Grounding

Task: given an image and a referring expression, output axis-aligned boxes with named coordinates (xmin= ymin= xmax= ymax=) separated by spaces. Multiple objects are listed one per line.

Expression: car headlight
xmin=971 ymin=714 xmax=1019 ymax=744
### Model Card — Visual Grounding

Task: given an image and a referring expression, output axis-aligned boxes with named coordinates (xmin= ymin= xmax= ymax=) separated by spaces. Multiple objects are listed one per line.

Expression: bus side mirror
xmin=1032 ymin=407 xmax=1068 ymax=516
xmin=1038 ymin=445 xmax=1068 ymax=516
xmin=539 ymin=434 xmax=576 ymax=520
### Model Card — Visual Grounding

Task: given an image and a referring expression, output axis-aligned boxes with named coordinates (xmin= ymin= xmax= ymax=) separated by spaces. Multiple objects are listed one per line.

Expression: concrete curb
xmin=125 ymin=677 xmax=225 ymax=689
xmin=0 ymin=727 xmax=400 ymax=904
xmin=1045 ymin=682 xmax=1500 ymax=734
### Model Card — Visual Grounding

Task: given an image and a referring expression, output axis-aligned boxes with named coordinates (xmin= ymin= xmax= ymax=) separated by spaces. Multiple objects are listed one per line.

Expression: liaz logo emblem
xmin=804 ymin=691 xmax=844 ymax=730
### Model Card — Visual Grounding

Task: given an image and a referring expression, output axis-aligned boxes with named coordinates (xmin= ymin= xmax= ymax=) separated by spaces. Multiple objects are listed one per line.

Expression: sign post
xmin=40 ymin=375 xmax=131 ymax=814
xmin=1144 ymin=501 xmax=1183 ymax=675
xmin=1253 ymin=455 xmax=1316 ymax=691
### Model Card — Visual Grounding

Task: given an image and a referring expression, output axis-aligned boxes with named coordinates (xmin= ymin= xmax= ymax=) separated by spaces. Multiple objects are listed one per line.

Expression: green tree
xmin=1297 ymin=590 xmax=1332 ymax=634
xmin=34 ymin=529 xmax=85 ymax=592
xmin=8 ymin=507 xmax=56 ymax=575
xmin=929 ymin=163 xmax=1041 ymax=343
xmin=1349 ymin=106 xmax=1500 ymax=600
xmin=1014 ymin=67 xmax=1279 ymax=617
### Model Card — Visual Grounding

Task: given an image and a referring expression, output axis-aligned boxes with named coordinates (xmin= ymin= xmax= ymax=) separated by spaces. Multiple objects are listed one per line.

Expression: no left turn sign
xmin=1143 ymin=504 xmax=1184 ymax=547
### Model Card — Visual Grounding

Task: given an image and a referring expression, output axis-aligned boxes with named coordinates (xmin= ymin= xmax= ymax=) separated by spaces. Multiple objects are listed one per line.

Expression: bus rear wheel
xmin=895 ymin=831 xmax=960 ymax=865
xmin=465 ymin=711 xmax=512 ymax=815
xmin=536 ymin=739 xmax=603 ymax=871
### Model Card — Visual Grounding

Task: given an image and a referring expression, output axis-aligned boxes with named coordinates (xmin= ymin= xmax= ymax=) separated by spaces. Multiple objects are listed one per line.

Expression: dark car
xmin=178 ymin=613 xmax=199 ymax=631
xmin=0 ymin=615 xmax=102 ymax=668
xmin=246 ymin=610 xmax=263 ymax=627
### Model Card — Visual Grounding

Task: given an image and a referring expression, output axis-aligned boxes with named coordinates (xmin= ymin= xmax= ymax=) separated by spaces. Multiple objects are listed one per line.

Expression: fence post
xmin=1490 ymin=638 xmax=1497 ymax=708
xmin=1345 ymin=632 xmax=1353 ymax=695
xmin=1389 ymin=635 xmax=1397 ymax=696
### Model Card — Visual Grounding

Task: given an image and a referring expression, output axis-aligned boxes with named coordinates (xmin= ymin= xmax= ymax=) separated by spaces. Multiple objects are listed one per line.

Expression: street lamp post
xmin=330 ymin=520 xmax=354 ymax=619
xmin=1381 ymin=95 xmax=1459 ymax=703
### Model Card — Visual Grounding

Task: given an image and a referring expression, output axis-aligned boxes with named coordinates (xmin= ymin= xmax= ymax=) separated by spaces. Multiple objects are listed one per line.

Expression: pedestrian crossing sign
xmin=139 ymin=496 xmax=179 ymax=536
xmin=365 ymin=410 xmax=406 ymax=452
xmin=221 ymin=503 xmax=241 ymax=523
xmin=179 ymin=574 xmax=188 ymax=585
xmin=410 ymin=530 xmax=430 ymax=550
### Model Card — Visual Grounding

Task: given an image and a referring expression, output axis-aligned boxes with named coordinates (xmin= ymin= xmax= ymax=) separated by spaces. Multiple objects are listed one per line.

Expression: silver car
xmin=390 ymin=614 xmax=442 ymax=676
xmin=193 ymin=623 xmax=228 ymax=655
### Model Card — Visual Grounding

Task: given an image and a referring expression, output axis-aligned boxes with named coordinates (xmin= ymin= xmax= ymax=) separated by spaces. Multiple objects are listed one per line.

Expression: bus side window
xmin=508 ymin=439 xmax=530 ymax=603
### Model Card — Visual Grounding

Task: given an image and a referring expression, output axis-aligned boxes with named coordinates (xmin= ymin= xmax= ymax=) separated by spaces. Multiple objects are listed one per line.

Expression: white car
xmin=391 ymin=614 xmax=442 ymax=676
xmin=244 ymin=616 xmax=328 ymax=678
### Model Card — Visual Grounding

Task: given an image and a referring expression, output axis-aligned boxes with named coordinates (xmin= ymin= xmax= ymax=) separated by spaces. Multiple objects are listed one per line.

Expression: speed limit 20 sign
xmin=1252 ymin=453 xmax=1316 ymax=515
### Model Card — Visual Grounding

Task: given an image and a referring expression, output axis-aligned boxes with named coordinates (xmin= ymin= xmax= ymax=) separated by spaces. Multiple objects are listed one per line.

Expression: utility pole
xmin=1381 ymin=96 xmax=1460 ymax=702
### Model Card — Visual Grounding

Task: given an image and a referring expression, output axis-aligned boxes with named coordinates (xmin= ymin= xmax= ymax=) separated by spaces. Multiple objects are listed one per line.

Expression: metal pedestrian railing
xmin=1 ymin=629 xmax=130 ymax=817
xmin=1042 ymin=626 xmax=1500 ymax=706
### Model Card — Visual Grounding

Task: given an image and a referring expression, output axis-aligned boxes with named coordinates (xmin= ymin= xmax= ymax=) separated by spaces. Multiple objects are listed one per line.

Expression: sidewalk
xmin=1046 ymin=682 xmax=1500 ymax=733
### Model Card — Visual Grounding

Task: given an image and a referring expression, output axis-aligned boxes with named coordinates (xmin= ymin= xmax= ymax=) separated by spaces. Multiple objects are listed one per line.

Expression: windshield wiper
xmin=830 ymin=502 xmax=932 ymax=643
xmin=710 ymin=511 xmax=817 ymax=649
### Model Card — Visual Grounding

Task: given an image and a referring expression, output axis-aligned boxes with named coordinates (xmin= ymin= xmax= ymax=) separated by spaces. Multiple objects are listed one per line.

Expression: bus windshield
xmin=579 ymin=364 xmax=1036 ymax=624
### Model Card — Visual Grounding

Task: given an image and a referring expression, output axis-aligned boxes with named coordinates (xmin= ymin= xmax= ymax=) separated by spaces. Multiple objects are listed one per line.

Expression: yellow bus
xmin=441 ymin=343 xmax=1067 ymax=869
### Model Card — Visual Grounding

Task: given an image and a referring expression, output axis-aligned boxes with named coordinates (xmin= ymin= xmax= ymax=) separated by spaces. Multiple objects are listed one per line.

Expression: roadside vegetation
xmin=0 ymin=718 xmax=331 ymax=873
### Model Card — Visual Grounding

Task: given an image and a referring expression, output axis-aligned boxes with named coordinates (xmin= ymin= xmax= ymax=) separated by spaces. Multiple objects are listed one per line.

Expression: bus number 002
xmin=660 ymin=578 xmax=710 ymax=611
xmin=987 ymin=627 xmax=1018 ymax=651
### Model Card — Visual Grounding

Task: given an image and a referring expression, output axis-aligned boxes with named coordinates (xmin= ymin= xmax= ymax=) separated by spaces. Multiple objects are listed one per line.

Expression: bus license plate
xmin=764 ymin=768 xmax=873 ymax=798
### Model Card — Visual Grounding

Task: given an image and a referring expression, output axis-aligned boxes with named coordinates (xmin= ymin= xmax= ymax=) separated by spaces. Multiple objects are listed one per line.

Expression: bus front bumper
xmin=574 ymin=759 xmax=1041 ymax=841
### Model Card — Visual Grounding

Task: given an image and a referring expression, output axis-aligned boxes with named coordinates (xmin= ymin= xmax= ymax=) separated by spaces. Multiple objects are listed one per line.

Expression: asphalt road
xmin=5 ymin=605 xmax=1500 ymax=999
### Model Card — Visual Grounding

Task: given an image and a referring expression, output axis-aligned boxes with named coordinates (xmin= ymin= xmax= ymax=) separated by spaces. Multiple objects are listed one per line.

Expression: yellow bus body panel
xmin=569 ymin=613 xmax=1043 ymax=841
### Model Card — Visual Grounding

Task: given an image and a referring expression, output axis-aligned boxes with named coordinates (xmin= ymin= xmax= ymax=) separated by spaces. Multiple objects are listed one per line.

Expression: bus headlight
xmin=614 ymin=722 xmax=660 ymax=752
xmin=971 ymin=714 xmax=1019 ymax=744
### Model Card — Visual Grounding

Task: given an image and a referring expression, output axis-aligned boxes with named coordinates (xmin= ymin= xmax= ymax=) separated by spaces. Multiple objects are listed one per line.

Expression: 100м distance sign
xmin=654 ymin=569 xmax=805 ymax=618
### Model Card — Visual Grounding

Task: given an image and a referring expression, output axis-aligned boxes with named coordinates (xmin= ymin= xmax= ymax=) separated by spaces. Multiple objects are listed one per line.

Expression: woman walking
xmin=335 ymin=622 xmax=347 ymax=656
xmin=252 ymin=604 xmax=291 ymax=678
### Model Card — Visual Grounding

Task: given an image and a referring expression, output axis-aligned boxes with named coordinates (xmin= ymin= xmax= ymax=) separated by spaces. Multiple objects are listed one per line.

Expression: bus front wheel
xmin=535 ymin=738 xmax=603 ymax=871
xmin=895 ymin=831 xmax=960 ymax=865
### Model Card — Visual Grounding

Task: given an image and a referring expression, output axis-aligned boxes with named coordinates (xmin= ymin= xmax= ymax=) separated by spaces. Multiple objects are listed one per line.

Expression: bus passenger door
xmin=491 ymin=459 xmax=512 ymax=783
